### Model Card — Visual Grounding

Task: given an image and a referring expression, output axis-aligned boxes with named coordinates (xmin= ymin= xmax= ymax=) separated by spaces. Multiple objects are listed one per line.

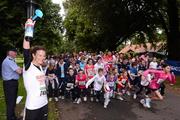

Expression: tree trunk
xmin=167 ymin=0 xmax=180 ymax=60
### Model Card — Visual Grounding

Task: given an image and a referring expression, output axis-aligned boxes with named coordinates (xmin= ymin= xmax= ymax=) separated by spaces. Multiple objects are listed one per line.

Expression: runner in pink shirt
xmin=140 ymin=64 xmax=176 ymax=108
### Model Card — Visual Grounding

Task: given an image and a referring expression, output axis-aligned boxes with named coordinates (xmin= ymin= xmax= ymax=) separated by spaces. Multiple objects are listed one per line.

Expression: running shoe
xmin=49 ymin=98 xmax=52 ymax=102
xmin=76 ymin=98 xmax=81 ymax=104
xmin=145 ymin=98 xmax=151 ymax=108
xmin=104 ymin=104 xmax=107 ymax=109
xmin=73 ymin=98 xmax=78 ymax=103
xmin=54 ymin=97 xmax=59 ymax=102
xmin=83 ymin=97 xmax=87 ymax=102
xmin=126 ymin=91 xmax=131 ymax=96
xmin=96 ymin=99 xmax=99 ymax=102
xmin=117 ymin=96 xmax=124 ymax=101
xmin=90 ymin=97 xmax=93 ymax=102
xmin=61 ymin=96 xmax=65 ymax=100
xmin=140 ymin=99 xmax=146 ymax=107
xmin=133 ymin=94 xmax=137 ymax=99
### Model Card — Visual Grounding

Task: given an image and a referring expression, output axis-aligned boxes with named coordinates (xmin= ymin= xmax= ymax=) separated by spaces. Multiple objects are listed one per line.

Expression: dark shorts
xmin=24 ymin=104 xmax=48 ymax=120
xmin=150 ymin=87 xmax=159 ymax=92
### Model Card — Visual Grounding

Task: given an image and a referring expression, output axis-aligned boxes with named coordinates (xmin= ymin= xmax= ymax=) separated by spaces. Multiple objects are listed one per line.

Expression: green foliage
xmin=63 ymin=0 xmax=173 ymax=51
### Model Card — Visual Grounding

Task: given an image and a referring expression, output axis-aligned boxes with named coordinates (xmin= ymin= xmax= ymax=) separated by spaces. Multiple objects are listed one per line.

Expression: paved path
xmin=58 ymin=90 xmax=180 ymax=120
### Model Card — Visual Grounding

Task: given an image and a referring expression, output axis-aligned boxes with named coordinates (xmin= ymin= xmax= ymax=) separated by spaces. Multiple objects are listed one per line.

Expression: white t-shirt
xmin=149 ymin=61 xmax=158 ymax=69
xmin=86 ymin=74 xmax=106 ymax=91
xmin=94 ymin=63 xmax=104 ymax=74
xmin=23 ymin=63 xmax=48 ymax=110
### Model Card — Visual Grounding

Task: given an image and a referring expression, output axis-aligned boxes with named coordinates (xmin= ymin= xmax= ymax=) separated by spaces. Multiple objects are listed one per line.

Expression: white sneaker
xmin=61 ymin=96 xmax=65 ymax=100
xmin=133 ymin=94 xmax=137 ymax=99
xmin=76 ymin=98 xmax=81 ymax=104
xmin=83 ymin=97 xmax=87 ymax=102
xmin=59 ymin=96 xmax=62 ymax=99
xmin=96 ymin=99 xmax=99 ymax=102
xmin=117 ymin=96 xmax=124 ymax=101
xmin=49 ymin=98 xmax=52 ymax=102
xmin=73 ymin=98 xmax=78 ymax=103
xmin=112 ymin=93 xmax=116 ymax=98
xmin=145 ymin=98 xmax=151 ymax=108
xmin=126 ymin=91 xmax=131 ymax=96
xmin=90 ymin=97 xmax=93 ymax=102
xmin=122 ymin=90 xmax=126 ymax=94
xmin=140 ymin=99 xmax=146 ymax=107
xmin=54 ymin=97 xmax=59 ymax=102
xmin=90 ymin=90 xmax=93 ymax=94
xmin=104 ymin=105 xmax=107 ymax=109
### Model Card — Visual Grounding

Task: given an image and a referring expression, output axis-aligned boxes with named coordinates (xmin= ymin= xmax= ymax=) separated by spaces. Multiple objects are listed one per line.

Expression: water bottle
xmin=25 ymin=9 xmax=43 ymax=41
xmin=25 ymin=19 xmax=34 ymax=41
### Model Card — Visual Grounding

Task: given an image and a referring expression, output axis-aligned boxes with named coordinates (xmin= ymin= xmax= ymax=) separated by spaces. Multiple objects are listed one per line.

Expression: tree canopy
xmin=0 ymin=0 xmax=63 ymax=55
xmin=63 ymin=0 xmax=180 ymax=60
xmin=0 ymin=0 xmax=179 ymax=60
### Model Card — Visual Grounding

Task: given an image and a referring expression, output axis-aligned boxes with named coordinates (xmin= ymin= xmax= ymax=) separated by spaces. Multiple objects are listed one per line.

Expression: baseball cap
xmin=8 ymin=47 xmax=17 ymax=52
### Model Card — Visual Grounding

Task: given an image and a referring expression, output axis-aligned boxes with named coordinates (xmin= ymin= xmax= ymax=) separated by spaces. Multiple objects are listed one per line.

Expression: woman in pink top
xmin=140 ymin=64 xmax=176 ymax=108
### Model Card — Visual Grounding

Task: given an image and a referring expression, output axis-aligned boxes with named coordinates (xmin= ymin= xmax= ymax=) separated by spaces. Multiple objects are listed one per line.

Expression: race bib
xmin=79 ymin=81 xmax=86 ymax=86
xmin=40 ymin=85 xmax=47 ymax=96
xmin=67 ymin=83 xmax=74 ymax=88
xmin=88 ymin=69 xmax=94 ymax=76
xmin=157 ymin=79 xmax=165 ymax=84
xmin=108 ymin=82 xmax=114 ymax=87
xmin=121 ymin=79 xmax=126 ymax=84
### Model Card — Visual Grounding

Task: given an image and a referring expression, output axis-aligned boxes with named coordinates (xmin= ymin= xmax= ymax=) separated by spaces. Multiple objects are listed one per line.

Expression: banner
xmin=166 ymin=60 xmax=180 ymax=75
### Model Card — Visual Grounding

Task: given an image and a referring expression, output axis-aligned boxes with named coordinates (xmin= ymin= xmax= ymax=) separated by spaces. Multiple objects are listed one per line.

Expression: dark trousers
xmin=48 ymin=79 xmax=58 ymax=98
xmin=136 ymin=84 xmax=149 ymax=95
xmin=76 ymin=88 xmax=87 ymax=98
xmin=94 ymin=90 xmax=101 ymax=100
xmin=24 ymin=104 xmax=48 ymax=120
xmin=58 ymin=78 xmax=65 ymax=96
xmin=160 ymin=83 xmax=166 ymax=96
xmin=3 ymin=80 xmax=18 ymax=120
xmin=65 ymin=86 xmax=77 ymax=101
xmin=71 ymin=88 xmax=77 ymax=101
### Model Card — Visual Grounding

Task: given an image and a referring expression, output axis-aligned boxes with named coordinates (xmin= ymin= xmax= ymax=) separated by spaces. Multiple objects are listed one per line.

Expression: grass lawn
xmin=174 ymin=76 xmax=180 ymax=88
xmin=0 ymin=78 xmax=59 ymax=120
xmin=0 ymin=57 xmax=59 ymax=120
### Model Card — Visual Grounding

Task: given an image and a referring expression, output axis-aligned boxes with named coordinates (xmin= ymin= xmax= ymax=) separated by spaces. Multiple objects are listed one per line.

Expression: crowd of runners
xmin=43 ymin=51 xmax=176 ymax=109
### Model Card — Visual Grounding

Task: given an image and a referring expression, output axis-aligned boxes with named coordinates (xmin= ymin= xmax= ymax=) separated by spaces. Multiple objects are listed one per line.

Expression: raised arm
xmin=23 ymin=19 xmax=35 ymax=70
xmin=86 ymin=75 xmax=95 ymax=88
xmin=23 ymin=38 xmax=30 ymax=49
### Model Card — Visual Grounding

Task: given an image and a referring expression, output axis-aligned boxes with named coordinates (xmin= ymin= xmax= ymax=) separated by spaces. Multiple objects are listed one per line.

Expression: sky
xmin=52 ymin=0 xmax=60 ymax=4
xmin=51 ymin=0 xmax=66 ymax=20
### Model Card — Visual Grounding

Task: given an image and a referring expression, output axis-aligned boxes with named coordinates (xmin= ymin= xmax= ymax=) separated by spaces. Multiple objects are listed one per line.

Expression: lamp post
xmin=26 ymin=0 xmax=38 ymax=18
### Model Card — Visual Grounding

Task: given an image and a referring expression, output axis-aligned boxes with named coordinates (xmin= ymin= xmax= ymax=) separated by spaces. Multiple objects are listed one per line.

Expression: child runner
xmin=86 ymin=68 xmax=107 ymax=102
xmin=75 ymin=69 xmax=87 ymax=104
xmin=104 ymin=72 xmax=117 ymax=108
xmin=85 ymin=58 xmax=95 ymax=101
xmin=65 ymin=68 xmax=76 ymax=102
xmin=116 ymin=70 xmax=131 ymax=100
